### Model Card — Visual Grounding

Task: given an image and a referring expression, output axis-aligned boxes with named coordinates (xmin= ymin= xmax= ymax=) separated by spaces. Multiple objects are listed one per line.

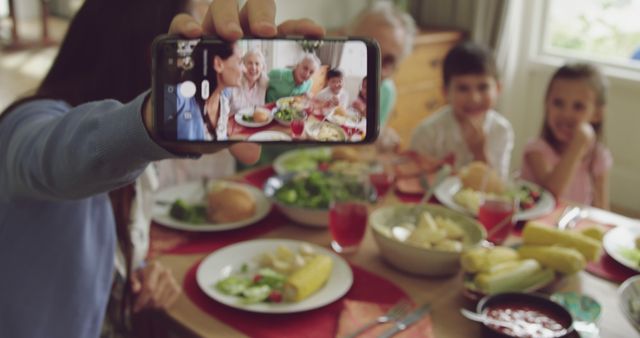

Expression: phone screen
xmin=153 ymin=37 xmax=379 ymax=143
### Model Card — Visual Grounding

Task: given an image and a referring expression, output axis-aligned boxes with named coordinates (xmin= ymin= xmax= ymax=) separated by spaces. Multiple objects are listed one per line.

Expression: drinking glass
xmin=368 ymin=161 xmax=395 ymax=201
xmin=478 ymin=195 xmax=517 ymax=244
xmin=290 ymin=116 xmax=305 ymax=138
xmin=328 ymin=177 xmax=372 ymax=253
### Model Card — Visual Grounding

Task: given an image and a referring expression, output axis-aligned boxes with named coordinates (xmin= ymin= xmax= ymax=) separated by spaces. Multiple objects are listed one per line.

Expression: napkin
xmin=335 ymin=300 xmax=434 ymax=338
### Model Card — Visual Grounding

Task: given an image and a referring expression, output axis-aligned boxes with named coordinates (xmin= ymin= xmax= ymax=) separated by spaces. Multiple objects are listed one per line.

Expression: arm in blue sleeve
xmin=0 ymin=93 xmax=175 ymax=201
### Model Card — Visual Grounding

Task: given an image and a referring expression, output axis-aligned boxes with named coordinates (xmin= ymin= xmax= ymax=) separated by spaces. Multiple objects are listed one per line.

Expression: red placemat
xmin=514 ymin=203 xmax=637 ymax=283
xmin=183 ymin=260 xmax=410 ymax=338
xmin=148 ymin=209 xmax=287 ymax=258
xmin=228 ymin=115 xmax=278 ymax=136
xmin=243 ymin=166 xmax=276 ymax=188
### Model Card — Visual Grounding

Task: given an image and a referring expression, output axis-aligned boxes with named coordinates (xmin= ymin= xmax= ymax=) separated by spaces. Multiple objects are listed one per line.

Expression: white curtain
xmin=491 ymin=0 xmax=525 ymax=122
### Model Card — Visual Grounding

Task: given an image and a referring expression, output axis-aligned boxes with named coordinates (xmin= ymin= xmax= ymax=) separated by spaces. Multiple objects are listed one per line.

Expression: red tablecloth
xmin=183 ymin=259 xmax=410 ymax=338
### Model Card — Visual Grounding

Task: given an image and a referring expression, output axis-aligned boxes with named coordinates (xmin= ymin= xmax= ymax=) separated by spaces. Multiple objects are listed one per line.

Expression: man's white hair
xmin=296 ymin=52 xmax=321 ymax=69
xmin=348 ymin=1 xmax=417 ymax=59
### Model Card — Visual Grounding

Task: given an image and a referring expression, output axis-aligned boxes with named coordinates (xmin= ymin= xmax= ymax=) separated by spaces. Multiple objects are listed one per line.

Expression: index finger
xmin=201 ymin=0 xmax=243 ymax=40
xmin=168 ymin=13 xmax=203 ymax=37
xmin=239 ymin=0 xmax=277 ymax=37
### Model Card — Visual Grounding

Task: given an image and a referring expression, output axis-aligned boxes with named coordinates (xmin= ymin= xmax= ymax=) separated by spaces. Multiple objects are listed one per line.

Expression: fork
xmin=557 ymin=206 xmax=582 ymax=230
xmin=420 ymin=164 xmax=452 ymax=204
xmin=342 ymin=299 xmax=412 ymax=338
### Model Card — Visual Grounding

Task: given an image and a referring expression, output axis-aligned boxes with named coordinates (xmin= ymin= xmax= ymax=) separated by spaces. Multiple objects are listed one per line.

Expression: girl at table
xmin=520 ymin=63 xmax=612 ymax=209
xmin=202 ymin=41 xmax=243 ymax=140
xmin=351 ymin=76 xmax=367 ymax=117
xmin=0 ymin=0 xmax=324 ymax=337
xmin=229 ymin=48 xmax=269 ymax=115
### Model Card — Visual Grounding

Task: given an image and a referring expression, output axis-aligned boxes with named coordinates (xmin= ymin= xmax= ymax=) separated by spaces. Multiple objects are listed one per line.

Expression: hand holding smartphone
xmin=152 ymin=35 xmax=380 ymax=145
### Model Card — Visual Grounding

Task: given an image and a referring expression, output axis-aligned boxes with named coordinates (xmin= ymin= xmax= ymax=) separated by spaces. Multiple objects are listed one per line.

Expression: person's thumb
xmin=130 ymin=275 xmax=142 ymax=293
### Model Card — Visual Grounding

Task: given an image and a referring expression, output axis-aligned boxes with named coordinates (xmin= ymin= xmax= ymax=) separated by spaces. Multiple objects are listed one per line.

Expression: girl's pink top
xmin=520 ymin=138 xmax=613 ymax=205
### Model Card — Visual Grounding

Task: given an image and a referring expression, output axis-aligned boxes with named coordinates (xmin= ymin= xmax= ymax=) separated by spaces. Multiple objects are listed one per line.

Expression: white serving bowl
xmin=370 ymin=204 xmax=486 ymax=276
xmin=263 ymin=173 xmax=329 ymax=227
xmin=618 ymin=275 xmax=640 ymax=333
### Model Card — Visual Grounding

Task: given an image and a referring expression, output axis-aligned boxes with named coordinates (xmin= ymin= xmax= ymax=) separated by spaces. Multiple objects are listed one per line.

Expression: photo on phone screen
xmin=153 ymin=36 xmax=379 ymax=143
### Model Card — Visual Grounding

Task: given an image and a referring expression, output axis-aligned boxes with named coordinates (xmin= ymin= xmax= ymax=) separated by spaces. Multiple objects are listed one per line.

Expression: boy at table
xmin=313 ymin=68 xmax=350 ymax=114
xmin=409 ymin=41 xmax=514 ymax=178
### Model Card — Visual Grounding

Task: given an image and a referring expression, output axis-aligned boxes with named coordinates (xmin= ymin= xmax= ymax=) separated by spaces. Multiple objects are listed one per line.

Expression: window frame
xmin=529 ymin=0 xmax=640 ymax=86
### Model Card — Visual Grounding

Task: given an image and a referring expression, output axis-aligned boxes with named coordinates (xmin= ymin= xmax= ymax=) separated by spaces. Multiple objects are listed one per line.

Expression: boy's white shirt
xmin=315 ymin=87 xmax=350 ymax=110
xmin=409 ymin=105 xmax=514 ymax=178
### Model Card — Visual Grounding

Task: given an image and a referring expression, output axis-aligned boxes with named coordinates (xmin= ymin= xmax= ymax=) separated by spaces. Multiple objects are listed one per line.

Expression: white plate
xmin=234 ymin=107 xmax=273 ymax=128
xmin=434 ymin=176 xmax=556 ymax=221
xmin=304 ymin=121 xmax=347 ymax=142
xmin=604 ymin=226 xmax=640 ymax=273
xmin=152 ymin=180 xmax=271 ymax=232
xmin=272 ymin=147 xmax=331 ymax=176
xmin=196 ymin=239 xmax=353 ymax=313
xmin=325 ymin=107 xmax=362 ymax=128
xmin=247 ymin=130 xmax=292 ymax=142
xmin=618 ymin=275 xmax=640 ymax=333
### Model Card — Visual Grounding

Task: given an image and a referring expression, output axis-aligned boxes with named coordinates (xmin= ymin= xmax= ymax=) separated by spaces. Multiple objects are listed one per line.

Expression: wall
xmin=274 ymin=0 xmax=370 ymax=30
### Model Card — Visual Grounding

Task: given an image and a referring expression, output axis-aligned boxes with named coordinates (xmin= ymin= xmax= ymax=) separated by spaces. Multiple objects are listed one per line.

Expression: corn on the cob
xmin=283 ymin=255 xmax=333 ymax=302
xmin=522 ymin=222 xmax=602 ymax=261
xmin=518 ymin=245 xmax=586 ymax=274
xmin=460 ymin=246 xmax=519 ymax=273
xmin=474 ymin=259 xmax=553 ymax=294
xmin=578 ymin=226 xmax=605 ymax=241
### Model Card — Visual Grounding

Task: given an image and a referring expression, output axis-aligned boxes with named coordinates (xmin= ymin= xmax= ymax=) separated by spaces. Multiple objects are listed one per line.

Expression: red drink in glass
xmin=290 ymin=119 xmax=304 ymax=137
xmin=329 ymin=201 xmax=368 ymax=253
xmin=478 ymin=198 xmax=515 ymax=244
xmin=369 ymin=172 xmax=394 ymax=198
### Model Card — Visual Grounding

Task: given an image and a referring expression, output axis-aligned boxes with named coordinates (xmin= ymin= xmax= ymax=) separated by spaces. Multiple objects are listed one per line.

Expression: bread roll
xmin=458 ymin=161 xmax=504 ymax=194
xmin=334 ymin=106 xmax=348 ymax=116
xmin=207 ymin=187 xmax=256 ymax=223
xmin=331 ymin=146 xmax=360 ymax=162
xmin=253 ymin=108 xmax=270 ymax=123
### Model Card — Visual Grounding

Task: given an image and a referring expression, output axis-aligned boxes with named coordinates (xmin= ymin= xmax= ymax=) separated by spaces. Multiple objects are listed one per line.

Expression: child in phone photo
xmin=520 ymin=63 xmax=612 ymax=209
xmin=313 ymin=68 xmax=350 ymax=115
xmin=409 ymin=41 xmax=514 ymax=178
xmin=351 ymin=76 xmax=367 ymax=117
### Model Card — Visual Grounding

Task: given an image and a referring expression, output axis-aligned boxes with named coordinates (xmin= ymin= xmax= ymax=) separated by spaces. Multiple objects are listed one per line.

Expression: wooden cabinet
xmin=387 ymin=29 xmax=465 ymax=149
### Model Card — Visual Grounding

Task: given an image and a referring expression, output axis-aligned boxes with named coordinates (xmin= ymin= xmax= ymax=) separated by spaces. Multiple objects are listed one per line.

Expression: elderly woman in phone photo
xmin=265 ymin=52 xmax=320 ymax=103
xmin=229 ymin=48 xmax=269 ymax=114
xmin=202 ymin=41 xmax=244 ymax=140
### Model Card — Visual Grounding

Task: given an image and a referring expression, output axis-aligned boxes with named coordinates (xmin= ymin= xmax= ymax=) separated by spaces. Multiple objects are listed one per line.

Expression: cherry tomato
xmin=268 ymin=290 xmax=283 ymax=303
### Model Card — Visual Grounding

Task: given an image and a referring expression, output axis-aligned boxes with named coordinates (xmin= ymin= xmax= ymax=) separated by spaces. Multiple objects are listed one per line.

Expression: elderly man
xmin=347 ymin=2 xmax=416 ymax=150
xmin=266 ymin=53 xmax=320 ymax=103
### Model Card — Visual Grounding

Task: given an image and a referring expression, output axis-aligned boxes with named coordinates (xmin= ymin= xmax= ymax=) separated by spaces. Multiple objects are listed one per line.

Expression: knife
xmin=377 ymin=303 xmax=432 ymax=338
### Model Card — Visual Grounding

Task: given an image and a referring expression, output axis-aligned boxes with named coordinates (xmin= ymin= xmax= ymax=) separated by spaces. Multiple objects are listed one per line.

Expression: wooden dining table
xmin=150 ymin=166 xmax=640 ymax=338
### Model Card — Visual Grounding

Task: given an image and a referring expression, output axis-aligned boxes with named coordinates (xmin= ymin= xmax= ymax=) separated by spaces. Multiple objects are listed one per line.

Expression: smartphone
xmin=151 ymin=35 xmax=380 ymax=144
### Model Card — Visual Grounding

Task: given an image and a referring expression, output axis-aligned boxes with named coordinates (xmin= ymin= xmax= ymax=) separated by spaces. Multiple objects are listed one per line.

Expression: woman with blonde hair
xmin=229 ymin=48 xmax=269 ymax=114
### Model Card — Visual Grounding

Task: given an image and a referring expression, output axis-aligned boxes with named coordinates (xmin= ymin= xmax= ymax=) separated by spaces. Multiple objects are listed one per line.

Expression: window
xmin=542 ymin=0 xmax=640 ymax=71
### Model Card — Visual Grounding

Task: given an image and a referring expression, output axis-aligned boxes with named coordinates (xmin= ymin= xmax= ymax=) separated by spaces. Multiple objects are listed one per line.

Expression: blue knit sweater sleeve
xmin=0 ymin=92 xmax=174 ymax=201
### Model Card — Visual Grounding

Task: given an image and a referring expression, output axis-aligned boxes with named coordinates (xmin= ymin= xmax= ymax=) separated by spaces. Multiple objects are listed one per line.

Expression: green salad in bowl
xmin=264 ymin=171 xmax=374 ymax=227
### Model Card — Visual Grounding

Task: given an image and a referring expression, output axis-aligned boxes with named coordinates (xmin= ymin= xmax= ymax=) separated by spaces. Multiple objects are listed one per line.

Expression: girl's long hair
xmin=541 ymin=63 xmax=608 ymax=152
xmin=2 ymin=0 xmax=189 ymax=328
